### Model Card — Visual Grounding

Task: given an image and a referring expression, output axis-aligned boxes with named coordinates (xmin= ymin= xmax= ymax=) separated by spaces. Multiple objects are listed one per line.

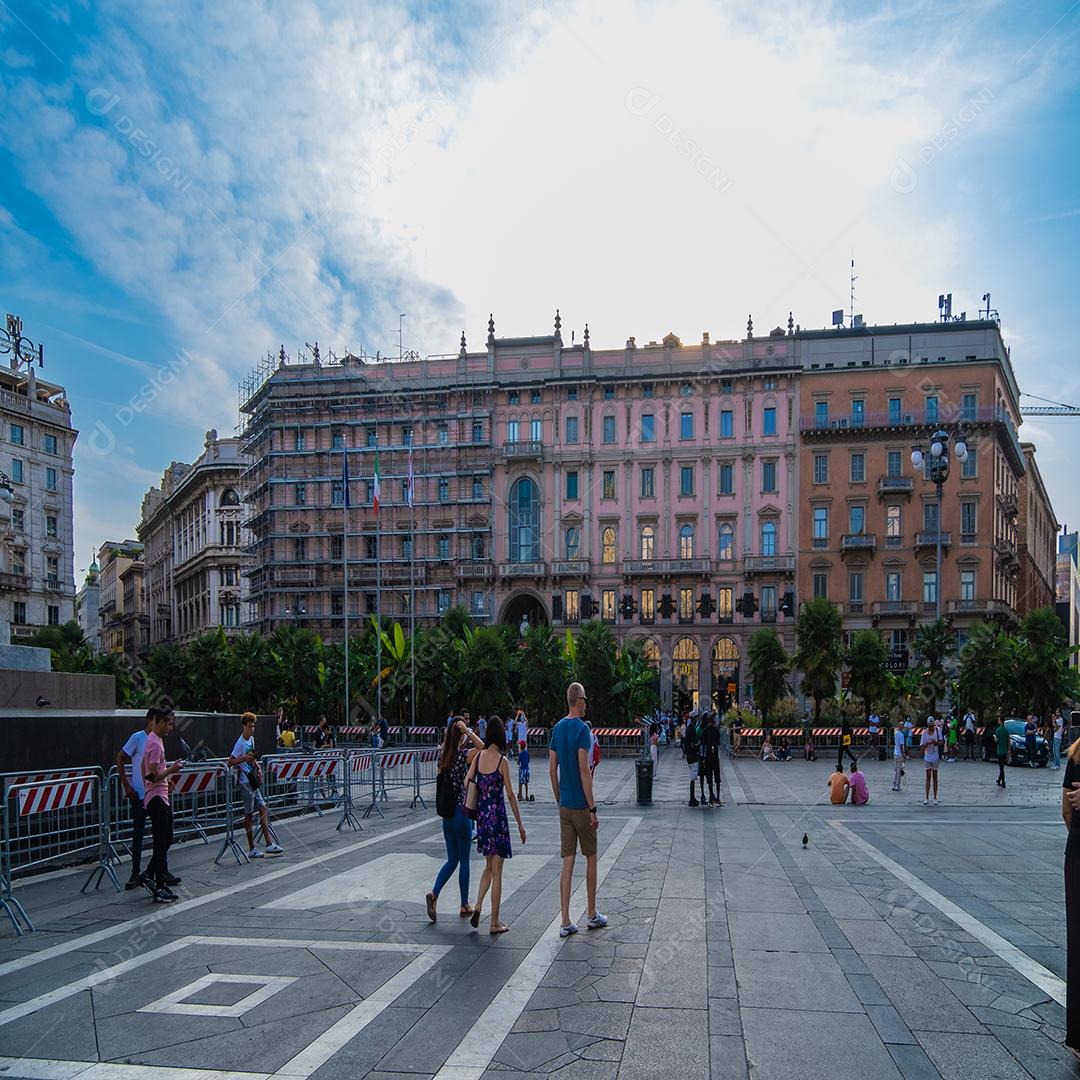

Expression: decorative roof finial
xmin=787 ymin=312 xmax=794 ymax=335
xmin=583 ymin=323 xmax=590 ymax=347
xmin=312 ymin=342 xmax=320 ymax=363
xmin=459 ymin=330 xmax=467 ymax=357
xmin=278 ymin=344 xmax=286 ymax=366
xmin=747 ymin=315 xmax=754 ymax=339
xmin=554 ymin=308 xmax=562 ymax=334
xmin=487 ymin=313 xmax=495 ymax=345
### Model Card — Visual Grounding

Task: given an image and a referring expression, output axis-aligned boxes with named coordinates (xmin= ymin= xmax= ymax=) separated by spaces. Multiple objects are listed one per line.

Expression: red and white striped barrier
xmin=172 ymin=768 xmax=221 ymax=796
xmin=16 ymin=776 xmax=96 ymax=816
xmin=409 ymin=727 xmax=438 ymax=736
xmin=270 ymin=758 xmax=339 ymax=782
xmin=348 ymin=752 xmax=373 ymax=772
xmin=593 ymin=729 xmax=642 ymax=738
xmin=378 ymin=751 xmax=416 ymax=769
xmin=4 ymin=770 xmax=89 ymax=795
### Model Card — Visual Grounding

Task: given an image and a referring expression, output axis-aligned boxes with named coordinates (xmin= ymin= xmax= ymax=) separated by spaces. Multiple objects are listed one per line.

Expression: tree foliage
xmin=793 ymin=598 xmax=844 ymax=724
xmin=747 ymin=628 xmax=789 ymax=727
xmin=847 ymin=630 xmax=889 ymax=721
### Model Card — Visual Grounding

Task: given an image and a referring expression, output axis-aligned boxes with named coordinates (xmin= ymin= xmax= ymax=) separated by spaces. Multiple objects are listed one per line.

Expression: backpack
xmin=435 ymin=765 xmax=457 ymax=818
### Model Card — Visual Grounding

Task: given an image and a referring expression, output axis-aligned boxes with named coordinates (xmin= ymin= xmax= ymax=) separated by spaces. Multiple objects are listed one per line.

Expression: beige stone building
xmin=97 ymin=540 xmax=143 ymax=655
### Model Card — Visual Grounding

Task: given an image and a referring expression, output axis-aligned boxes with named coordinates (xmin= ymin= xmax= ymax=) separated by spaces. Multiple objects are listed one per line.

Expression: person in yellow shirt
xmin=279 ymin=721 xmax=297 ymax=749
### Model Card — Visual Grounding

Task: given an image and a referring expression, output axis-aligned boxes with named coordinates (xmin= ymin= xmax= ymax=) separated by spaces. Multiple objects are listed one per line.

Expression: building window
xmin=680 ymin=412 xmax=694 ymax=440
xmin=849 ymin=572 xmax=864 ymax=604
xmin=640 ymin=525 xmax=655 ymax=560
xmin=472 ymin=476 xmax=484 ymax=500
xmin=962 ymin=448 xmax=977 ymax=478
xmin=9 ymin=424 xmax=23 ymax=446
xmin=401 ymin=478 xmax=410 ymax=502
xmin=761 ymin=586 xmax=777 ymax=618
xmin=673 ymin=587 xmax=692 ymax=622
xmin=813 ymin=572 xmax=828 ymax=599
xmin=718 ymin=587 xmax=733 ymax=621
xmin=961 ymin=501 xmax=976 ymax=538
xmin=438 ymin=534 xmax=450 ymax=559
xmin=763 ymin=407 xmax=776 ymax=436
xmin=850 ymin=453 xmax=865 ymax=483
xmin=813 ymin=454 xmax=828 ymax=484
xmin=530 ymin=389 xmax=542 ymax=404
xmin=925 ymin=395 xmax=939 ymax=423
xmin=365 ymin=427 xmax=377 ymax=448
xmin=295 ymin=482 xmax=306 ymax=506
xmin=43 ymin=434 xmax=58 ymax=455
xmin=439 ymin=477 xmax=449 ymax=503
xmin=679 ymin=466 xmax=694 ymax=497
xmin=507 ymin=420 xmax=519 ymax=443
xmin=602 ymin=415 xmax=616 ymax=443
xmin=294 ymin=538 xmax=306 ymax=562
xmin=886 ymin=572 xmax=901 ymax=602
xmin=471 ymin=590 xmax=486 ymax=616
xmin=887 ymin=450 xmax=902 ymax=478
xmin=437 ymin=589 xmax=451 ymax=615
xmin=437 ymin=423 xmax=449 ymax=445
xmin=960 ymin=569 xmax=976 ymax=601
xmin=45 ymin=467 xmax=57 ymax=491
xmin=472 ymin=420 xmax=484 ymax=443
xmin=851 ymin=400 xmax=865 ymax=427
xmin=566 ymin=470 xmax=579 ymax=500
xmin=602 ymin=527 xmax=617 ymax=564
xmin=641 ymin=467 xmax=655 ymax=498
xmin=48 ymin=605 xmax=60 ymax=627
xmin=402 ymin=536 xmax=413 ymax=560
xmin=11 ymin=458 xmax=23 ymax=484
xmin=13 ymin=600 xmax=26 ymax=623
xmin=403 ymin=426 xmax=414 ymax=447
xmin=762 ymin=461 xmax=777 ymax=493
xmin=813 ymin=507 xmax=829 ymax=542
xmin=12 ymin=508 xmax=23 ymax=531
xmin=923 ymin=502 xmax=939 ymax=532
xmin=330 ymin=536 xmax=343 ymax=561
xmin=332 ymin=593 xmax=344 ymax=617
xmin=604 ymin=385 xmax=615 ymax=400
xmin=531 ymin=417 xmax=542 ymax=442
xmin=679 ymin=524 xmax=695 ymax=559
xmin=331 ymin=428 xmax=345 ymax=450
xmin=718 ymin=524 xmax=734 ymax=560
xmin=849 ymin=505 xmax=865 ymax=534
xmin=814 ymin=401 xmax=829 ymax=427
xmin=602 ymin=589 xmax=616 ymax=621
xmin=46 ymin=513 xmax=57 ymax=538
xmin=923 ymin=571 xmax=938 ymax=604
xmin=565 ymin=527 xmax=579 ymax=560
xmin=961 ymin=393 xmax=977 ymax=421
xmin=888 ymin=398 xmax=902 ymax=424
xmin=720 ymin=410 xmax=733 ymax=438
xmin=886 ymin=505 xmax=901 ymax=539
xmin=642 ymin=384 xmax=654 ymax=398
xmin=509 ymin=477 xmax=541 ymax=563
xmin=641 ymin=588 xmax=655 ymax=623
xmin=565 ymin=590 xmax=580 ymax=623
xmin=565 ymin=415 xmax=579 ymax=444
xmin=719 ymin=463 xmax=734 ymax=494
xmin=761 ymin=521 xmax=777 ymax=556
xmin=508 ymin=391 xmax=519 ymax=405
xmin=331 ymin=480 xmax=344 ymax=505
xmin=566 ymin=386 xmax=578 ymax=401
xmin=641 ymin=413 xmax=655 ymax=442
xmin=46 ymin=556 xmax=59 ymax=585
xmin=602 ymin=470 xmax=616 ymax=499
xmin=472 ymin=533 xmax=485 ymax=559
xmin=364 ymin=536 xmax=377 ymax=560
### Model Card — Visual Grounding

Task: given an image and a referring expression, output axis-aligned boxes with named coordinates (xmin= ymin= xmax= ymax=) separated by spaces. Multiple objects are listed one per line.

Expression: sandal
xmin=489 ymin=922 xmax=510 ymax=935
xmin=425 ymin=892 xmax=437 ymax=923
xmin=470 ymin=908 xmax=481 ymax=929
xmin=459 ymin=905 xmax=474 ymax=917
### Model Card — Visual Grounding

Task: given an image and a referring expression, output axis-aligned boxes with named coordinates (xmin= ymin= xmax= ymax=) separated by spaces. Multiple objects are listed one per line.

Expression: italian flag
xmin=372 ymin=447 xmax=381 ymax=512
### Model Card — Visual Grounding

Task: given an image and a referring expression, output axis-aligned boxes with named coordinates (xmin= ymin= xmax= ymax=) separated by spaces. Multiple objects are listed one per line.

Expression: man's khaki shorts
xmin=559 ymin=806 xmax=597 ymax=859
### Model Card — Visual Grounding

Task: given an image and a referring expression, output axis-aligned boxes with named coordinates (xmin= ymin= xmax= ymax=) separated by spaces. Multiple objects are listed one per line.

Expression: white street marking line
xmin=433 ymin=816 xmax=641 ymax=1080
xmin=138 ymin=973 xmax=297 ymax=1018
xmin=0 ymin=935 xmax=432 ymax=1027
xmin=0 ymin=1062 xmax=267 ymax=1080
xmin=273 ymin=946 xmax=451 ymax=1078
xmin=0 ymin=816 xmax=433 ymax=979
xmin=830 ymin=820 xmax=1066 ymax=1005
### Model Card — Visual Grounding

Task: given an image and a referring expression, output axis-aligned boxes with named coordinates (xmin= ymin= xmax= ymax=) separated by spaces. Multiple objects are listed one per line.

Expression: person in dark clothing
xmin=1059 ymin=737 xmax=1080 ymax=1058
xmin=700 ymin=715 xmax=722 ymax=806
xmin=837 ymin=719 xmax=858 ymax=771
xmin=995 ymin=715 xmax=1010 ymax=788
xmin=683 ymin=719 xmax=701 ymax=807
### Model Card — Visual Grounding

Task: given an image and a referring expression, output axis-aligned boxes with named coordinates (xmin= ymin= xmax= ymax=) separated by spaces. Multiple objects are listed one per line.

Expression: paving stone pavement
xmin=0 ymin=751 xmax=1074 ymax=1079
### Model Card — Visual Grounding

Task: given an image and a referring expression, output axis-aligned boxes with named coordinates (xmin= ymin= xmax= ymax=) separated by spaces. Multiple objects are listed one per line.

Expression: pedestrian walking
xmin=517 ymin=734 xmax=532 ymax=802
xmin=731 ymin=712 xmax=743 ymax=758
xmin=683 ymin=717 xmax=701 ymax=806
xmin=995 ymin=714 xmax=1009 ymax=788
xmin=921 ymin=716 xmax=943 ymax=805
xmin=700 ymin=713 xmax=722 ymax=805
xmin=903 ymin=715 xmax=914 ymax=752
xmin=141 ymin=706 xmax=183 ymax=901
xmin=946 ymin=714 xmax=959 ymax=763
xmin=1026 ymin=715 xmax=1039 ymax=768
xmin=314 ymin=715 xmax=336 ymax=749
xmin=549 ymin=683 xmax=608 ymax=938
xmin=837 ymin=719 xmax=858 ymax=771
xmin=649 ymin=729 xmax=659 ymax=775
xmin=1054 ymin=710 xmax=1065 ymax=769
xmin=963 ymin=708 xmax=977 ymax=761
xmin=892 ymin=723 xmax=907 ymax=791
xmin=426 ymin=717 xmax=484 ymax=922
xmin=116 ymin=711 xmax=154 ymax=890
xmin=467 ymin=716 xmax=526 ymax=935
xmin=1060 ymin=743 xmax=1080 ymax=1060
xmin=228 ymin=712 xmax=284 ymax=859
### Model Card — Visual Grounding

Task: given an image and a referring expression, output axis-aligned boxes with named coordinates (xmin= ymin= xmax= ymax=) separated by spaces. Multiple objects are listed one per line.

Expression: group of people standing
xmin=680 ymin=713 xmax=724 ymax=807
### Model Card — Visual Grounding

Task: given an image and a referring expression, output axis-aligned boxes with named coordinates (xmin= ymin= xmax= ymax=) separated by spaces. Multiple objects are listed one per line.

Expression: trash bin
xmin=636 ymin=757 xmax=653 ymax=806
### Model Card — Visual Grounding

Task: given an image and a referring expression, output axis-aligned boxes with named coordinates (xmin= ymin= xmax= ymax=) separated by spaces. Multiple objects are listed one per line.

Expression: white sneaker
xmin=933 ymin=798 xmax=939 ymax=805
xmin=265 ymin=843 xmax=284 ymax=855
xmin=249 ymin=847 xmax=264 ymax=858
xmin=559 ymin=923 xmax=579 ymax=938
xmin=923 ymin=799 xmax=930 ymax=805
xmin=587 ymin=912 xmax=609 ymax=930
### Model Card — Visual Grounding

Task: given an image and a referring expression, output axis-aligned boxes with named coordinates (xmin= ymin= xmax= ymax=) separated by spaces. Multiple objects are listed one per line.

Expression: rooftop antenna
xmin=399 ymin=314 xmax=406 ymax=361
xmin=848 ymin=257 xmax=858 ymax=328
xmin=980 ymin=292 xmax=999 ymax=322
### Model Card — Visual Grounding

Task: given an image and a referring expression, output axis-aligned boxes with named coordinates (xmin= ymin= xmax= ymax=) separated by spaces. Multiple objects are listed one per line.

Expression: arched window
xmin=672 ymin=638 xmax=701 ymax=710
xmin=712 ymin=637 xmax=740 ymax=711
xmin=220 ymin=489 xmax=240 ymax=507
xmin=679 ymin=524 xmax=695 ymax=559
xmin=761 ymin=520 xmax=777 ymax=557
xmin=602 ymin=526 xmax=617 ymax=565
xmin=640 ymin=525 xmax=655 ymax=560
xmin=509 ymin=477 xmax=540 ymax=562
xmin=718 ymin=523 xmax=734 ymax=560
xmin=642 ymin=638 xmax=661 ymax=668
xmin=565 ymin=526 xmax=579 ymax=560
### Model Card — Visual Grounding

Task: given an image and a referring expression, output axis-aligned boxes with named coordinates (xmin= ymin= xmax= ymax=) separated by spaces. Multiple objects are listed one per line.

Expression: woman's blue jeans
xmin=433 ymin=806 xmax=472 ymax=906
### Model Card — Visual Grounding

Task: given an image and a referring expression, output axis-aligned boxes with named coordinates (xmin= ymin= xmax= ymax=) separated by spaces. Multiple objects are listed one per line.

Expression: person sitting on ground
xmin=849 ymin=760 xmax=869 ymax=805
xmin=804 ymin=735 xmax=817 ymax=762
xmin=827 ymin=766 xmax=850 ymax=804
xmin=776 ymin=738 xmax=791 ymax=762
xmin=761 ymin=737 xmax=777 ymax=762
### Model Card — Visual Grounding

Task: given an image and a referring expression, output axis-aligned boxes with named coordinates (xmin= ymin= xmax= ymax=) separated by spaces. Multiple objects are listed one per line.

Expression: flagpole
xmin=409 ymin=445 xmax=416 ymax=733
xmin=343 ymin=446 xmax=350 ymax=727
xmin=375 ymin=437 xmax=382 ymax=728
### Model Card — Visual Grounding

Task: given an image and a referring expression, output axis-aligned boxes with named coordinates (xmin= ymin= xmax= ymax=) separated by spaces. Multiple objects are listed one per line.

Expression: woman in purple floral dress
xmin=467 ymin=715 xmax=526 ymax=934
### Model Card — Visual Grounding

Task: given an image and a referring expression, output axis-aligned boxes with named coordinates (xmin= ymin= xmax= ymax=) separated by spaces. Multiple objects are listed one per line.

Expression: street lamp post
xmin=911 ymin=428 xmax=968 ymax=621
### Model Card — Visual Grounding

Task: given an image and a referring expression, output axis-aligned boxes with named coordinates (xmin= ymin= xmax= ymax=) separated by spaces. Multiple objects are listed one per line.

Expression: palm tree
xmin=846 ymin=630 xmax=889 ymax=722
xmin=1014 ymin=606 xmax=1080 ymax=719
xmin=747 ymin=628 xmax=789 ymax=729
xmin=613 ymin=637 xmax=661 ymax=726
xmin=520 ymin=623 xmax=570 ymax=727
xmin=186 ymin=628 xmax=231 ymax=711
xmin=913 ymin=617 xmax=954 ymax=713
xmin=226 ymin=632 xmax=277 ymax=712
xmin=574 ymin=619 xmax=619 ymax=723
xmin=29 ymin=621 xmax=92 ymax=673
xmin=793 ymin=598 xmax=844 ymax=726
xmin=956 ymin=622 xmax=1010 ymax=726
xmin=270 ymin=624 xmax=325 ymax=723
xmin=453 ymin=625 xmax=514 ymax=718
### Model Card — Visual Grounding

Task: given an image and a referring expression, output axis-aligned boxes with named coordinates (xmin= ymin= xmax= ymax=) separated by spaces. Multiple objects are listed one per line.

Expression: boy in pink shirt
xmin=142 ymin=706 xmax=183 ymax=901
xmin=849 ymin=761 xmax=869 ymax=806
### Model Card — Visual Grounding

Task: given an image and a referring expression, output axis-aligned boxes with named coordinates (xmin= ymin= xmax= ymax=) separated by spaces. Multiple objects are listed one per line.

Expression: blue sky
xmin=1 ymin=0 xmax=1079 ymax=572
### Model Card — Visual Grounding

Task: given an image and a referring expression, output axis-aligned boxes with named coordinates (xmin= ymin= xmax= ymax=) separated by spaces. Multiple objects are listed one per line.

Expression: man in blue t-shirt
xmin=549 ymin=682 xmax=608 ymax=939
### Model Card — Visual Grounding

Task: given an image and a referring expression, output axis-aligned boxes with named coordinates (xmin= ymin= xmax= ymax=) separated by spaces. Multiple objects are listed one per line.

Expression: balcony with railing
xmin=743 ymin=554 xmax=796 ymax=575
xmin=504 ymin=439 xmax=543 ymax=461
xmin=915 ymin=532 xmax=951 ymax=550
xmin=455 ymin=561 xmax=494 ymax=580
xmin=878 ymin=475 xmax=913 ymax=496
xmin=842 ymin=601 xmax=867 ymax=616
xmin=998 ymin=492 xmax=1019 ymax=519
xmin=551 ymin=559 xmax=591 ymax=578
xmin=946 ymin=598 xmax=1016 ymax=619
xmin=841 ymin=534 xmax=877 ymax=556
xmin=0 ymin=571 xmax=30 ymax=592
xmin=499 ymin=561 xmax=547 ymax=578
xmin=622 ymin=557 xmax=713 ymax=576
xmin=872 ymin=600 xmax=917 ymax=617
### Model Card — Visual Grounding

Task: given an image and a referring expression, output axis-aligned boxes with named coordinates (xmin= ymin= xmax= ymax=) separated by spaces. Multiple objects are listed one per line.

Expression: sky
xmin=1 ymin=0 xmax=1080 ymax=574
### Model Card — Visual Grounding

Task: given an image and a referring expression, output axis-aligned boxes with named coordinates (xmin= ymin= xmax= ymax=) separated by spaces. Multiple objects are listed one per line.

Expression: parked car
xmin=980 ymin=719 xmax=1049 ymax=766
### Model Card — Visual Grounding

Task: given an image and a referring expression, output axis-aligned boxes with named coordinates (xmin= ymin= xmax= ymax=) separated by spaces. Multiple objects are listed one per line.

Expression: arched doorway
xmin=500 ymin=591 xmax=549 ymax=638
xmin=672 ymin=638 xmax=700 ymax=714
xmin=712 ymin=637 xmax=740 ymax=713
